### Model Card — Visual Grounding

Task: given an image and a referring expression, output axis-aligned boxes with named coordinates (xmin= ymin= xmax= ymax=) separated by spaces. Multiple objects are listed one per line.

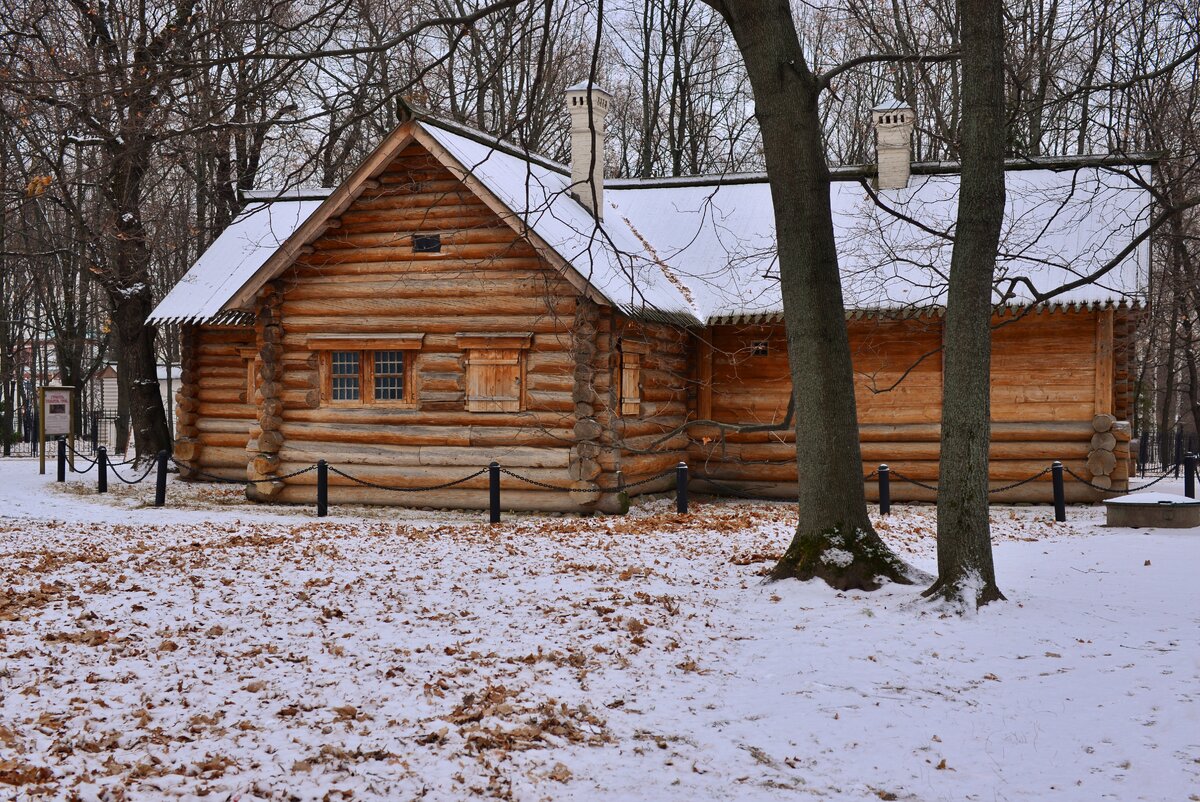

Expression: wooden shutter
xmin=466 ymin=348 xmax=522 ymax=412
xmin=620 ymin=351 xmax=642 ymax=415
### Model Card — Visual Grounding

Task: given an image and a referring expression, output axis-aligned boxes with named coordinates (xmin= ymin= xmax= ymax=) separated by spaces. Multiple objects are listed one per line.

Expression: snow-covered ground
xmin=1 ymin=460 xmax=1197 ymax=801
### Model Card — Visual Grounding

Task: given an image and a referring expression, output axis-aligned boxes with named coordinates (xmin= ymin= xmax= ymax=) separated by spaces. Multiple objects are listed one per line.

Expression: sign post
xmin=38 ymin=386 xmax=74 ymax=475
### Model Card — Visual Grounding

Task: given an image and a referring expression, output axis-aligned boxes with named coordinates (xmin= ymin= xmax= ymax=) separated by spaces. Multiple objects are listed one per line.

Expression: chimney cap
xmin=873 ymin=98 xmax=914 ymax=113
xmin=565 ymin=80 xmax=613 ymax=98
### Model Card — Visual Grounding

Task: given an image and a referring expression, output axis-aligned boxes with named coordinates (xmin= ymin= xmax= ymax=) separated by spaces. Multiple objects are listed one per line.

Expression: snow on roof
xmin=153 ymin=116 xmax=1150 ymax=326
xmin=564 ymin=80 xmax=613 ymax=96
xmin=149 ymin=199 xmax=324 ymax=323
xmin=422 ymin=123 xmax=698 ymax=322
xmin=607 ymin=166 xmax=1149 ymax=321
xmin=242 ymin=188 xmax=334 ymax=201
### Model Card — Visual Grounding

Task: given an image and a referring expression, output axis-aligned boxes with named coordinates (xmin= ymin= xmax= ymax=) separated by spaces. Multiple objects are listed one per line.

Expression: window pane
xmin=413 ymin=233 xmax=441 ymax=253
xmin=331 ymin=351 xmax=359 ymax=401
xmin=374 ymin=350 xmax=405 ymax=401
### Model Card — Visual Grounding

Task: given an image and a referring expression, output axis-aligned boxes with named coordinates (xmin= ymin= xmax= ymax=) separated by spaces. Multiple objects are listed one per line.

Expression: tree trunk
xmin=707 ymin=0 xmax=915 ymax=590
xmin=926 ymin=0 xmax=1007 ymax=608
xmin=110 ymin=290 xmax=171 ymax=458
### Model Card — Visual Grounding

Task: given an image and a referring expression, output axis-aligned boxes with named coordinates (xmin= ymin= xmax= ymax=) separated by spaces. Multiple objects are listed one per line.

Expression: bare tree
xmin=925 ymin=0 xmax=1007 ymax=607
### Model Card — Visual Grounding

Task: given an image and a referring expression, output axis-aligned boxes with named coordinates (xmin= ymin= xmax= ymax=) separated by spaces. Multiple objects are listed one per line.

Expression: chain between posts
xmin=498 ymin=466 xmax=674 ymax=494
xmin=64 ymin=440 xmax=98 ymax=471
xmin=1063 ymin=466 xmax=1174 ymax=494
xmin=108 ymin=460 xmax=157 ymax=485
xmin=886 ymin=469 xmax=941 ymax=492
xmin=327 ymin=465 xmax=487 ymax=492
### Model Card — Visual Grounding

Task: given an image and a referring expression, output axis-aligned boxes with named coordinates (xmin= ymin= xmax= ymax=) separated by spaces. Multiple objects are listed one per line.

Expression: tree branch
xmin=818 ymin=50 xmax=961 ymax=91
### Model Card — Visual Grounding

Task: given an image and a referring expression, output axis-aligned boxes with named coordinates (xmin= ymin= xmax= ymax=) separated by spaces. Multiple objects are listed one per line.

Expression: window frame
xmin=311 ymin=335 xmax=423 ymax=409
xmin=412 ymin=233 xmax=442 ymax=253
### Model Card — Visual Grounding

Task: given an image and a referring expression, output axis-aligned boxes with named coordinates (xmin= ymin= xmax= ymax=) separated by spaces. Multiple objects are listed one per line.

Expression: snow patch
xmin=820 ymin=547 xmax=855 ymax=567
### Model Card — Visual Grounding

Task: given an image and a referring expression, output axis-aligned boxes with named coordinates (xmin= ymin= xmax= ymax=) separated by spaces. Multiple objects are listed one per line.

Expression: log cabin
xmin=149 ymin=86 xmax=1151 ymax=511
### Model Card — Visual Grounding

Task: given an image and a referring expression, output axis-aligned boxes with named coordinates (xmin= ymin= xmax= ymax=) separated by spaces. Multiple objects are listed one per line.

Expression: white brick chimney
xmin=872 ymin=100 xmax=915 ymax=190
xmin=565 ymin=81 xmax=612 ymax=219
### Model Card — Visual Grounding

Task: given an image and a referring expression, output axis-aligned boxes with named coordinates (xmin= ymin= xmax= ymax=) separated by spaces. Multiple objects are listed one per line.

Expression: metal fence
xmin=1 ymin=410 xmax=127 ymax=458
xmin=1134 ymin=428 xmax=1200 ymax=477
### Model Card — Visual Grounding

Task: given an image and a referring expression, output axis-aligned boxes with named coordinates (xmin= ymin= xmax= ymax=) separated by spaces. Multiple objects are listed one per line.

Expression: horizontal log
xmin=195 ymin=416 xmax=254 ymax=435
xmin=189 ymin=445 xmax=247 ymax=469
xmin=695 ymin=458 xmax=1089 ymax=483
xmin=298 ymin=243 xmax=537 ymax=265
xmin=194 ymin=403 xmax=255 ymax=421
xmin=686 ymin=420 xmax=1106 ymax=444
xmin=282 ymin=421 xmax=469 ymax=447
xmin=692 ymin=479 xmax=1110 ymax=504
xmin=277 ymin=462 xmax=573 ymax=489
xmin=279 ymin=315 xmax=570 ymax=335
xmin=198 ymin=431 xmax=251 ymax=449
xmin=280 ymin=297 xmax=572 ymax=318
xmin=619 ymin=452 xmax=684 ymax=477
xmin=289 ymin=256 xmax=547 ymax=277
xmin=314 ymin=228 xmax=527 ymax=251
xmin=525 ymin=390 xmax=574 ymax=413
xmin=467 ymin=426 xmax=575 ymax=448
xmin=179 ymin=467 xmax=245 ymax=483
xmin=280 ymin=275 xmax=562 ymax=301
xmin=701 ymin=439 xmax=1097 ymax=463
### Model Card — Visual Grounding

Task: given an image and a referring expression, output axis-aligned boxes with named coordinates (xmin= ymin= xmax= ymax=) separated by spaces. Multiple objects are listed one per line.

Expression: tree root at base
xmin=768 ymin=525 xmax=920 ymax=591
xmin=921 ymin=575 xmax=1006 ymax=608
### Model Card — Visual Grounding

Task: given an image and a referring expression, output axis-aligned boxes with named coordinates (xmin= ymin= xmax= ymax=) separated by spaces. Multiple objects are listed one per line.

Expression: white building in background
xmin=84 ymin=363 xmax=180 ymax=448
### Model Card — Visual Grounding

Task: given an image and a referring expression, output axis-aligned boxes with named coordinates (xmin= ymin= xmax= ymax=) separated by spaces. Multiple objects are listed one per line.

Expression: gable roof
xmin=150 ymin=115 xmax=1152 ymax=326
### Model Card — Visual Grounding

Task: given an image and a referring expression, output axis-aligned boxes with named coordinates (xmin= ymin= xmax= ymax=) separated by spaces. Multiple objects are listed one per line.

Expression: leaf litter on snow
xmin=0 ymin=463 xmax=1196 ymax=801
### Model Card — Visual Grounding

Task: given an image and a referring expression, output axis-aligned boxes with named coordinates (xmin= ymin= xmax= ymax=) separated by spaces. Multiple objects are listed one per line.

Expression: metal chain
xmin=886 ymin=469 xmax=941 ymax=492
xmin=328 ymin=465 xmax=486 ymax=492
xmin=1064 ymin=465 xmax=1174 ymax=494
xmin=272 ymin=464 xmax=320 ymax=481
xmin=498 ymin=466 xmax=674 ymax=493
xmin=108 ymin=460 xmax=157 ymax=485
xmin=64 ymin=442 xmax=98 ymax=470
xmin=691 ymin=474 xmax=795 ymax=503
xmin=988 ymin=465 xmax=1053 ymax=493
xmin=170 ymin=457 xmax=252 ymax=484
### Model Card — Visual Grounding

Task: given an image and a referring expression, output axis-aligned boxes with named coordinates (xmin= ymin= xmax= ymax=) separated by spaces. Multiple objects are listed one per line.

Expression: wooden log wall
xmin=175 ymin=324 xmax=256 ymax=481
xmin=609 ymin=317 xmax=692 ymax=499
xmin=690 ymin=307 xmax=1133 ymax=502
xmin=260 ymin=141 xmax=596 ymax=511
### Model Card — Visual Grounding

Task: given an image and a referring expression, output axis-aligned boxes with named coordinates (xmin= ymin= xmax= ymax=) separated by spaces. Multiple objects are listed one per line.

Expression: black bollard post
xmin=1137 ymin=431 xmax=1148 ymax=477
xmin=317 ymin=460 xmax=329 ymax=517
xmin=56 ymin=437 xmax=66 ymax=482
xmin=1185 ymin=453 xmax=1196 ymax=500
xmin=97 ymin=447 xmax=108 ymax=494
xmin=489 ymin=462 xmax=501 ymax=524
xmin=878 ymin=463 xmax=890 ymax=515
xmin=154 ymin=450 xmax=169 ymax=507
xmin=1051 ymin=461 xmax=1065 ymax=522
xmin=676 ymin=462 xmax=689 ymax=514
